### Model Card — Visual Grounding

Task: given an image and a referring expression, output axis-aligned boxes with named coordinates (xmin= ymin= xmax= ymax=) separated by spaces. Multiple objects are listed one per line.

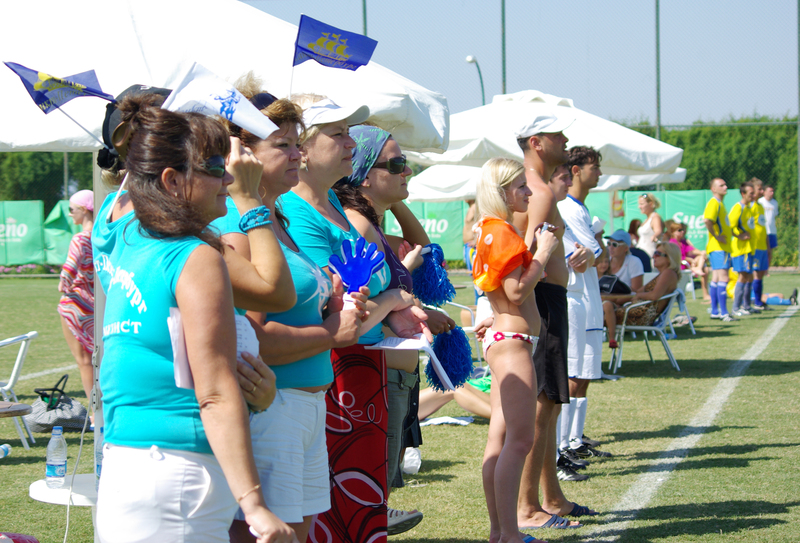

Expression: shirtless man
xmin=512 ymin=114 xmax=598 ymax=529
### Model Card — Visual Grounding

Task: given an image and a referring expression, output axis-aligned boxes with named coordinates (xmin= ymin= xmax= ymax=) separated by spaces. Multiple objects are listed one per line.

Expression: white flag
xmin=162 ymin=63 xmax=278 ymax=140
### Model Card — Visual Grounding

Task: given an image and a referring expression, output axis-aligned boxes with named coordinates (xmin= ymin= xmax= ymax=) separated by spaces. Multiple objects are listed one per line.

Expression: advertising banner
xmin=385 ymin=201 xmax=467 ymax=261
xmin=44 ymin=200 xmax=81 ymax=265
xmin=0 ymin=200 xmax=45 ymax=265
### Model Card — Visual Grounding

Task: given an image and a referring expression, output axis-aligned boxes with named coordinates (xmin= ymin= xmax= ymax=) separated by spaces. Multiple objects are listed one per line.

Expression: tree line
xmin=1 ymin=116 xmax=798 ymax=266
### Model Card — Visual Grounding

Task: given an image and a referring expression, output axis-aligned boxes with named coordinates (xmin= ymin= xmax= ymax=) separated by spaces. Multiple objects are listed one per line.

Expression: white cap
xmin=302 ymin=98 xmax=370 ymax=128
xmin=592 ymin=216 xmax=607 ymax=235
xmin=514 ymin=112 xmax=574 ymax=139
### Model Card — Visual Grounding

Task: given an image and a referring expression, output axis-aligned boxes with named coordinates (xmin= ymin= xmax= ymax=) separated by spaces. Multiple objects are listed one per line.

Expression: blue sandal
xmin=521 ymin=514 xmax=581 ymax=529
xmin=568 ymin=503 xmax=600 ymax=517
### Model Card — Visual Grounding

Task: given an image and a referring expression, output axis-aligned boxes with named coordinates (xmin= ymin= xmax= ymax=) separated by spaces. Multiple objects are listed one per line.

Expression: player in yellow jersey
xmin=728 ymin=181 xmax=755 ymax=316
xmin=703 ymin=178 xmax=735 ymax=321
xmin=748 ymin=178 xmax=770 ymax=311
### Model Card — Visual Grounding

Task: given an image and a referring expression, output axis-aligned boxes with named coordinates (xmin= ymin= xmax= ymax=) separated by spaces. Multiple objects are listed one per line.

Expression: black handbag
xmin=23 ymin=374 xmax=89 ymax=433
xmin=598 ymin=274 xmax=632 ymax=295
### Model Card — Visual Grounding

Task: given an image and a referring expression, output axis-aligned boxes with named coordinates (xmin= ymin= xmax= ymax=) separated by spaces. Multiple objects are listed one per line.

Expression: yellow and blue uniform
xmin=703 ymin=197 xmax=731 ymax=270
xmin=749 ymin=201 xmax=769 ymax=271
xmin=728 ymin=201 xmax=753 ymax=273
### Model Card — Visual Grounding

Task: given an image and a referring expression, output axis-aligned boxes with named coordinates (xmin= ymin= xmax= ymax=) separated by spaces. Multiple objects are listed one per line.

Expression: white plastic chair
xmin=0 ymin=331 xmax=38 ymax=449
xmin=608 ymin=293 xmax=681 ymax=374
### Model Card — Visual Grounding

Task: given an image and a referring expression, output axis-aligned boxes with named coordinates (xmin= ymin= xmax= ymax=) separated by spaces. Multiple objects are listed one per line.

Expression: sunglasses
xmin=201 ymin=155 xmax=227 ymax=178
xmin=68 ymin=207 xmax=75 ymax=213
xmin=372 ymin=154 xmax=407 ymax=174
xmin=653 ymin=250 xmax=664 ymax=257
xmin=608 ymin=240 xmax=624 ymax=248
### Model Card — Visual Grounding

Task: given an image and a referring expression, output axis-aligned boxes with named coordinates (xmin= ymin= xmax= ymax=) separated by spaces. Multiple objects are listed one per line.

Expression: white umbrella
xmin=407 ymin=89 xmax=682 ymax=175
xmin=0 ymin=0 xmax=448 ymax=153
xmin=407 ymin=164 xmax=687 ymax=203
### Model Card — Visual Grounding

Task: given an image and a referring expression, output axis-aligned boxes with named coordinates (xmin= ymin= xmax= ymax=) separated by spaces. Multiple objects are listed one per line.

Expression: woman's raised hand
xmin=227 ymin=136 xmax=264 ymax=204
xmin=237 ymin=352 xmax=277 ymax=412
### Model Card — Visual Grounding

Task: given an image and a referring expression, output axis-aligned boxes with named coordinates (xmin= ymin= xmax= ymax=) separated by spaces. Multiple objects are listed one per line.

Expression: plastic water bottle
xmin=45 ymin=426 xmax=67 ymax=489
xmin=0 ymin=444 xmax=11 ymax=459
xmin=95 ymin=426 xmax=104 ymax=491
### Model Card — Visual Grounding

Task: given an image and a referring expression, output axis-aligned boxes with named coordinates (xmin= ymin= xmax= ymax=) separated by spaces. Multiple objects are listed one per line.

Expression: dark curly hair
xmin=332 ymin=180 xmax=381 ymax=227
xmin=566 ymin=146 xmax=602 ymax=174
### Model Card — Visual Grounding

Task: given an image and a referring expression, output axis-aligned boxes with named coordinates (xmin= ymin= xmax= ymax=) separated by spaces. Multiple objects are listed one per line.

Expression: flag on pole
xmin=4 ymin=61 xmax=115 ymax=114
xmin=292 ymin=15 xmax=378 ymax=71
xmin=161 ymin=63 xmax=278 ymax=140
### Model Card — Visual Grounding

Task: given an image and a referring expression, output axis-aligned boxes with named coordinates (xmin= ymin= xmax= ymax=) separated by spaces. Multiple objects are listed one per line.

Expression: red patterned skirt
xmin=307 ymin=345 xmax=388 ymax=543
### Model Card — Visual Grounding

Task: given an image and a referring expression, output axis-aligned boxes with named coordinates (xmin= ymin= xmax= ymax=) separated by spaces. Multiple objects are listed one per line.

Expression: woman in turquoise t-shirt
xmin=92 ymin=95 xmax=294 ymax=543
xmin=283 ymin=95 xmax=432 ymax=543
xmin=210 ymin=77 xmax=368 ymax=543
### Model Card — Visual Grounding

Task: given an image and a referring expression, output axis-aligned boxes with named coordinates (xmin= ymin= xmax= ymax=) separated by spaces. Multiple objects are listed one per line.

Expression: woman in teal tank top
xmin=92 ymin=94 xmax=295 ymax=543
xmin=283 ymin=95 xmax=433 ymax=543
xmin=213 ymin=76 xmax=369 ymax=543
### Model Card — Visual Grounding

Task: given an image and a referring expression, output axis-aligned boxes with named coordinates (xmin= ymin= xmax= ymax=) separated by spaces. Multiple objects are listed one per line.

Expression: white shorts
xmin=235 ymin=388 xmax=330 ymax=523
xmin=97 ymin=444 xmax=237 ymax=543
xmin=567 ymin=292 xmax=603 ymax=380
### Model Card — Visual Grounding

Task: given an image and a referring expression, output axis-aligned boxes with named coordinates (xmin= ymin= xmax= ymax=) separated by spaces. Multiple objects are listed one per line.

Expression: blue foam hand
xmin=328 ymin=237 xmax=386 ymax=293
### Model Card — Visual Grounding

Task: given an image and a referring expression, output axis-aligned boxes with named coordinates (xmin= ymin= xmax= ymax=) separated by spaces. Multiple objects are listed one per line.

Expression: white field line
xmin=18 ymin=364 xmax=78 ymax=381
xmin=584 ymin=305 xmax=799 ymax=542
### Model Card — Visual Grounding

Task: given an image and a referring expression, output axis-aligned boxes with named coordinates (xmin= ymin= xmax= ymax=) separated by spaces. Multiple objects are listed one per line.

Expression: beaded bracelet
xmin=239 ymin=205 xmax=272 ymax=232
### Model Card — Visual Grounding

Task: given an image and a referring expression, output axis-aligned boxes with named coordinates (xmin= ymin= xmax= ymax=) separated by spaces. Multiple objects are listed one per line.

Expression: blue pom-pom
xmin=425 ymin=326 xmax=474 ymax=392
xmin=412 ymin=243 xmax=455 ymax=307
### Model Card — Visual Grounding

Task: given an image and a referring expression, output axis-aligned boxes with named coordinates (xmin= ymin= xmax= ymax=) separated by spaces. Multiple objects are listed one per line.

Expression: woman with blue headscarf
xmin=332 ymin=125 xmax=457 ymax=535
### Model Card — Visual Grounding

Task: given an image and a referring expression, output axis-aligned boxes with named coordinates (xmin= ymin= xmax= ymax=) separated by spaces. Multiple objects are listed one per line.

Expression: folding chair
xmin=669 ymin=288 xmax=696 ymax=335
xmin=0 ymin=331 xmax=38 ymax=449
xmin=608 ymin=293 xmax=680 ymax=374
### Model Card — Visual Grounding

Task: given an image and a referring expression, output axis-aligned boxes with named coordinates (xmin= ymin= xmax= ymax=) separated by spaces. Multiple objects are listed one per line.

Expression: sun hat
xmin=302 ymin=98 xmax=370 ymax=128
xmin=345 ymin=125 xmax=391 ymax=186
xmin=514 ymin=111 xmax=574 ymax=139
xmin=605 ymin=229 xmax=631 ymax=246
xmin=69 ymin=190 xmax=94 ymax=212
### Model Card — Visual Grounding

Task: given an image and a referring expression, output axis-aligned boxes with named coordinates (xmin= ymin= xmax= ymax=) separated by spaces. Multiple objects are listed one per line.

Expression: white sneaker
xmin=720 ymin=314 xmax=737 ymax=322
xmin=387 ymin=508 xmax=423 ymax=535
xmin=734 ymin=309 xmax=751 ymax=317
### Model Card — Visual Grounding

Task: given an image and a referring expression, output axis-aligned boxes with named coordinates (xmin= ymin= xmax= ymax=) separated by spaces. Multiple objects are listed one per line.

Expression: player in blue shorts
xmin=729 ymin=182 xmax=755 ymax=316
xmin=703 ymin=178 xmax=736 ymax=322
xmin=749 ymin=178 xmax=770 ymax=310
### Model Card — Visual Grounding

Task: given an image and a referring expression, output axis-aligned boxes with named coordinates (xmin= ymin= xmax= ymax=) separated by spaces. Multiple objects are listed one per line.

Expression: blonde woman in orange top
xmin=473 ymin=157 xmax=558 ymax=543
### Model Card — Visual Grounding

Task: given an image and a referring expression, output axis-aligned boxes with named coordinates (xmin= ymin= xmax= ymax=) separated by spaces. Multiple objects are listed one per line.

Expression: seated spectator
xmin=668 ymin=221 xmax=710 ymax=301
xmin=596 ymin=252 xmax=610 ymax=276
xmin=627 ymin=219 xmax=641 ymax=247
xmin=606 ymin=229 xmax=644 ymax=291
xmin=602 ymin=242 xmax=681 ymax=348
xmin=629 ymin=246 xmax=652 ymax=272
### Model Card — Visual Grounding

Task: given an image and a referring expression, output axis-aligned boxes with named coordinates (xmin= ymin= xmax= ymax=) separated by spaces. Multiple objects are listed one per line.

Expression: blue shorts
xmin=752 ymin=250 xmax=769 ymax=272
xmin=768 ymin=234 xmax=778 ymax=249
xmin=732 ymin=254 xmax=752 ymax=273
xmin=708 ymin=250 xmax=731 ymax=271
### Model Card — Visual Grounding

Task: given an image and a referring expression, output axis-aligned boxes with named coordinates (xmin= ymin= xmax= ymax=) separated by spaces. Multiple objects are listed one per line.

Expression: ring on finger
xmin=256 ymin=376 xmax=263 ymax=386
xmin=251 ymin=383 xmax=257 ymax=394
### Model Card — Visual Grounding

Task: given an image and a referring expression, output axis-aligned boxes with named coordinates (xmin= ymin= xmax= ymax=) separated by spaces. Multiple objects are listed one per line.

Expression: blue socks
xmin=753 ymin=279 xmax=763 ymax=307
xmin=733 ymin=282 xmax=744 ymax=311
xmin=718 ymin=281 xmax=729 ymax=315
xmin=710 ymin=282 xmax=720 ymax=315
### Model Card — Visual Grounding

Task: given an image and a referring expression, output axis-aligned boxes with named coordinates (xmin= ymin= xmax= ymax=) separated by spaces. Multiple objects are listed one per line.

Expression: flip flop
xmin=522 ymin=535 xmax=547 ymax=543
xmin=568 ymin=503 xmax=600 ymax=517
xmin=520 ymin=514 xmax=581 ymax=530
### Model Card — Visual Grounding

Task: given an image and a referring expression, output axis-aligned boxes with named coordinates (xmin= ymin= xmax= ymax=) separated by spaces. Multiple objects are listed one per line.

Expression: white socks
xmin=569 ymin=397 xmax=588 ymax=447
xmin=558 ymin=400 xmax=573 ymax=450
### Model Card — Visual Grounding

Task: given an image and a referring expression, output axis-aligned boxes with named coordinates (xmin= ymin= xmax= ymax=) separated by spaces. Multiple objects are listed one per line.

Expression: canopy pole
xmin=501 ymin=0 xmax=506 ymax=95
xmin=655 ymin=0 xmax=661 ymax=142
xmin=63 ymin=152 xmax=69 ymax=199
xmin=796 ymin=0 xmax=799 ymax=267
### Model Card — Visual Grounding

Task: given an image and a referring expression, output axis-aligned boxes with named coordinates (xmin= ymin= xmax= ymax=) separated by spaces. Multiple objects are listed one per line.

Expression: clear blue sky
xmin=243 ymin=0 xmax=797 ymax=126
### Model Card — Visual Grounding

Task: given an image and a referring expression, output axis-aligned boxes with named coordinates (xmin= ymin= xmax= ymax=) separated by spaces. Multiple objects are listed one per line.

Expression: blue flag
xmin=293 ymin=15 xmax=378 ymax=71
xmin=4 ymin=61 xmax=115 ymax=114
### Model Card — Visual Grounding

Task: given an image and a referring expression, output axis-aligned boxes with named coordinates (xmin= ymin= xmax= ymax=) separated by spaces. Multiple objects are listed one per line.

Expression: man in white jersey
xmin=556 ymin=147 xmax=611 ymax=466
xmin=758 ymin=184 xmax=779 ymax=267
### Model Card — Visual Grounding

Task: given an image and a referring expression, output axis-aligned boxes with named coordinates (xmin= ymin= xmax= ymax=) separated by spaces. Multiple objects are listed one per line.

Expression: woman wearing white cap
xmin=282 ymin=95 xmax=431 ymax=543
xmin=58 ymin=189 xmax=96 ymax=403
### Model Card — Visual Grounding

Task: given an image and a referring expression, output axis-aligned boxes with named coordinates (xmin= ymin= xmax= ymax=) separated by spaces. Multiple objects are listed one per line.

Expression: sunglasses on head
xmin=372 ymin=154 xmax=407 ymax=174
xmin=201 ymin=155 xmax=227 ymax=178
xmin=249 ymin=92 xmax=278 ymax=111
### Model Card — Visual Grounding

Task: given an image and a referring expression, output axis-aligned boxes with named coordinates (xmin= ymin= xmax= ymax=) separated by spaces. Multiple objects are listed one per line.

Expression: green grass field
xmin=2 ymin=273 xmax=799 ymax=542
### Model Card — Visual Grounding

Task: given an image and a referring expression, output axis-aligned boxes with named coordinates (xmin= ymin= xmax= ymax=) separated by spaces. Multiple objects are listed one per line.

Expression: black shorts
xmin=533 ymin=282 xmax=571 ymax=404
